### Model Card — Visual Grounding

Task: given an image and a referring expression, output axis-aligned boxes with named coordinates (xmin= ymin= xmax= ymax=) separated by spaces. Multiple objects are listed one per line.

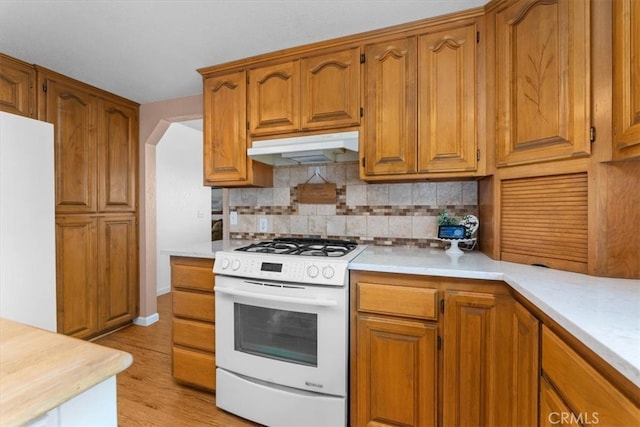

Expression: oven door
xmin=214 ymin=275 xmax=348 ymax=397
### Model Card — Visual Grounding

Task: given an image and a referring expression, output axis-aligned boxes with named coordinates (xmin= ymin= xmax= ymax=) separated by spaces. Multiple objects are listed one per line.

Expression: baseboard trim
xmin=133 ymin=313 xmax=159 ymax=327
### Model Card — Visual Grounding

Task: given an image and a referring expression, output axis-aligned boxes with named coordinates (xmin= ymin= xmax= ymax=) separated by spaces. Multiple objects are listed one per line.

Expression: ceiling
xmin=0 ymin=0 xmax=485 ymax=105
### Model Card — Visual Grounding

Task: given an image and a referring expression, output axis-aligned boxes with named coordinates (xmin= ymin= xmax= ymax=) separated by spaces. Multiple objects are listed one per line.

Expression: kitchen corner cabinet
xmin=202 ymin=70 xmax=272 ymax=187
xmin=0 ymin=53 xmax=36 ymax=118
xmin=38 ymin=68 xmax=139 ymax=339
xmin=540 ymin=326 xmax=640 ymax=426
xmin=171 ymin=256 xmax=216 ymax=391
xmin=492 ymin=0 xmax=591 ymax=167
xmin=350 ymin=272 xmax=538 ymax=427
xmin=612 ymin=0 xmax=640 ymax=160
xmin=362 ymin=18 xmax=481 ymax=180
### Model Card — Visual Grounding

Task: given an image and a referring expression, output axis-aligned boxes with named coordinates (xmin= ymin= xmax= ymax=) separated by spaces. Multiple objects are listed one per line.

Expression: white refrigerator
xmin=0 ymin=111 xmax=57 ymax=332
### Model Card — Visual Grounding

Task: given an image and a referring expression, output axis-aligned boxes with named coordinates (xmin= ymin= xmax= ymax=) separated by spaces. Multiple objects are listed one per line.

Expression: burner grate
xmin=236 ymin=238 xmax=357 ymax=257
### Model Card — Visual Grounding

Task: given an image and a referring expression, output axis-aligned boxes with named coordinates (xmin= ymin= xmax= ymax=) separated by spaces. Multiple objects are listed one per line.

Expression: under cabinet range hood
xmin=247 ymin=131 xmax=359 ymax=166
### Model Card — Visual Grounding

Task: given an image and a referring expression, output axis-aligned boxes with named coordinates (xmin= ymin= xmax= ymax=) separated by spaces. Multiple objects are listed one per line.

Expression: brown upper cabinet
xmin=492 ymin=0 xmax=591 ymax=167
xmin=249 ymin=48 xmax=361 ymax=136
xmin=0 ymin=53 xmax=36 ymax=118
xmin=612 ymin=0 xmax=640 ymax=160
xmin=203 ymin=70 xmax=272 ymax=187
xmin=362 ymin=18 xmax=482 ymax=180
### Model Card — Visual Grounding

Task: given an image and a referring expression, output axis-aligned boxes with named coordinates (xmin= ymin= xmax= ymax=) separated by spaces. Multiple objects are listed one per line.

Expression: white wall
xmin=156 ymin=123 xmax=211 ymax=295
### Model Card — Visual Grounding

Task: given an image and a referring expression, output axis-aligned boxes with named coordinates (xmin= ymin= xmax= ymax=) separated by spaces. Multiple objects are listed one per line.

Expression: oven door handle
xmin=214 ymin=287 xmax=338 ymax=307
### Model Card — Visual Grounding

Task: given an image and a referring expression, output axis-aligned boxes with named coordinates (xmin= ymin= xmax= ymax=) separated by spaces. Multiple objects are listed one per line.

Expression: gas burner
xmin=236 ymin=238 xmax=357 ymax=257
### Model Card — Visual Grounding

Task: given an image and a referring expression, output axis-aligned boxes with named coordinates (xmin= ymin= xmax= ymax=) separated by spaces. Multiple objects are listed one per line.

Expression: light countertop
xmin=163 ymin=240 xmax=640 ymax=388
xmin=0 ymin=318 xmax=133 ymax=426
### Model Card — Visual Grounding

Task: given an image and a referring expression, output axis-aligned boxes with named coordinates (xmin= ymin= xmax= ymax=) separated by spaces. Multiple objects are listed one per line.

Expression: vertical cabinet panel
xmin=356 ymin=314 xmax=437 ymax=427
xmin=0 ymin=53 xmax=35 ymax=118
xmin=612 ymin=0 xmax=640 ymax=159
xmin=418 ymin=20 xmax=478 ymax=172
xmin=363 ymin=37 xmax=418 ymax=175
xmin=249 ymin=61 xmax=300 ymax=135
xmin=203 ymin=71 xmax=251 ymax=184
xmin=301 ymin=48 xmax=360 ymax=130
xmin=442 ymin=291 xmax=498 ymax=427
xmin=41 ymin=76 xmax=98 ymax=213
xmin=98 ymin=100 xmax=137 ymax=212
xmin=56 ymin=216 xmax=98 ymax=338
xmin=494 ymin=0 xmax=591 ymax=166
xmin=98 ymin=215 xmax=137 ymax=330
xmin=508 ymin=301 xmax=539 ymax=427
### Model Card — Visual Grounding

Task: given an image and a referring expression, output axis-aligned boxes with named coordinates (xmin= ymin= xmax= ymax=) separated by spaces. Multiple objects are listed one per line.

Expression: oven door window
xmin=234 ymin=303 xmax=318 ymax=367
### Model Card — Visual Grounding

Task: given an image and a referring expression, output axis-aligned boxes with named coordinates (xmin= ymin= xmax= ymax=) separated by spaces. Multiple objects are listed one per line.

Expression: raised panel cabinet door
xmin=506 ymin=300 xmax=539 ymax=427
xmin=98 ymin=99 xmax=138 ymax=212
xmin=300 ymin=48 xmax=360 ymax=130
xmin=539 ymin=377 xmax=581 ymax=427
xmin=363 ymin=37 xmax=418 ymax=176
xmin=40 ymin=75 xmax=98 ymax=213
xmin=494 ymin=0 xmax=591 ymax=166
xmin=613 ymin=0 xmax=640 ymax=160
xmin=55 ymin=215 xmax=98 ymax=338
xmin=355 ymin=314 xmax=437 ymax=427
xmin=418 ymin=20 xmax=478 ymax=172
xmin=203 ymin=71 xmax=248 ymax=184
xmin=0 ymin=54 xmax=35 ymax=118
xmin=249 ymin=61 xmax=300 ymax=135
xmin=442 ymin=291 xmax=499 ymax=427
xmin=97 ymin=215 xmax=138 ymax=331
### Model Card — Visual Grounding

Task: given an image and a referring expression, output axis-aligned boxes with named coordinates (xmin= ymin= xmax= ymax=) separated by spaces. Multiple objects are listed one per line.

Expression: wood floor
xmin=94 ymin=293 xmax=259 ymax=427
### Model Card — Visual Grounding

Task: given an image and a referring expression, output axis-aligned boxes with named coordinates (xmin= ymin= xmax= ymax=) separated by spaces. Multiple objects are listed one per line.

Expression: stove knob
xmin=307 ymin=265 xmax=319 ymax=278
xmin=322 ymin=266 xmax=335 ymax=279
xmin=231 ymin=259 xmax=241 ymax=271
xmin=221 ymin=257 xmax=230 ymax=270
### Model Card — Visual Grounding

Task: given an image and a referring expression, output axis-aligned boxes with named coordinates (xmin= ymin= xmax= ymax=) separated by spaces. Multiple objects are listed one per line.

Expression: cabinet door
xmin=97 ymin=215 xmax=138 ymax=331
xmin=300 ymin=48 xmax=360 ymax=130
xmin=539 ymin=377 xmax=581 ymax=426
xmin=56 ymin=216 xmax=98 ymax=338
xmin=203 ymin=71 xmax=248 ymax=184
xmin=494 ymin=0 xmax=591 ymax=166
xmin=355 ymin=314 xmax=437 ymax=427
xmin=442 ymin=291 xmax=499 ymax=426
xmin=0 ymin=54 xmax=35 ymax=118
xmin=418 ymin=20 xmax=478 ymax=172
xmin=506 ymin=301 xmax=539 ymax=427
xmin=363 ymin=37 xmax=417 ymax=176
xmin=612 ymin=0 xmax=640 ymax=160
xmin=98 ymin=99 xmax=138 ymax=212
xmin=249 ymin=61 xmax=300 ymax=135
xmin=40 ymin=74 xmax=98 ymax=213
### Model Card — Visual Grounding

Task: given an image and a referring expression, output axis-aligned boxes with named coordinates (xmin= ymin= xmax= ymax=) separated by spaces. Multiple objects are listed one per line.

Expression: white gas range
xmin=213 ymin=238 xmax=365 ymax=427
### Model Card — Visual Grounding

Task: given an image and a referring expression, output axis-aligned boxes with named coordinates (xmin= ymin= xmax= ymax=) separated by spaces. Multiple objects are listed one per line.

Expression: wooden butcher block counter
xmin=0 ymin=318 xmax=132 ymax=426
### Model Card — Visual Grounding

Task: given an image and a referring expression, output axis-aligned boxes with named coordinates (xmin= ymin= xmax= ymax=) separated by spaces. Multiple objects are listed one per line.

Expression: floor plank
xmin=94 ymin=293 xmax=258 ymax=427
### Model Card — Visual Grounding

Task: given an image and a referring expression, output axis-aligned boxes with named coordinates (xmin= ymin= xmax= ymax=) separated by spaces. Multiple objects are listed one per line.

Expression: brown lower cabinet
xmin=350 ymin=271 xmax=639 ymax=427
xmin=540 ymin=326 xmax=640 ymax=426
xmin=56 ymin=214 xmax=137 ymax=338
xmin=170 ymin=256 xmax=216 ymax=391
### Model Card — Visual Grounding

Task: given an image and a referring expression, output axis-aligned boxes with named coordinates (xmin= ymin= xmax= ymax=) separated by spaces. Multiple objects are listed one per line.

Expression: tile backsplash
xmin=229 ymin=163 xmax=478 ymax=247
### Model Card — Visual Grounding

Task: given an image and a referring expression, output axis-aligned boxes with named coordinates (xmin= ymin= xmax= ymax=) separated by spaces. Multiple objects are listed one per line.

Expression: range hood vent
xmin=247 ymin=131 xmax=359 ymax=166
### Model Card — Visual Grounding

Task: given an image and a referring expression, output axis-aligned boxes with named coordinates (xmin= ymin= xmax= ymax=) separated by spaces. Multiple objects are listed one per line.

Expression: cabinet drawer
xmin=357 ymin=282 xmax=438 ymax=320
xmin=541 ymin=326 xmax=639 ymax=426
xmin=173 ymin=290 xmax=215 ymax=322
xmin=172 ymin=346 xmax=216 ymax=391
xmin=171 ymin=257 xmax=215 ymax=291
xmin=173 ymin=318 xmax=215 ymax=353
